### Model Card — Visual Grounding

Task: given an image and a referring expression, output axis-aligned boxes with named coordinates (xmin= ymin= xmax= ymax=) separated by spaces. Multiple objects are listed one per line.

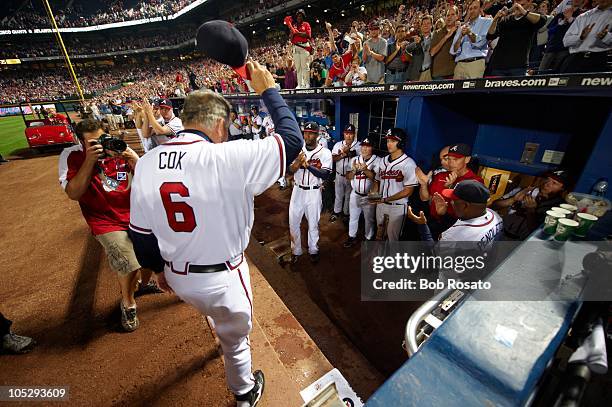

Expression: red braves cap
xmin=442 ymin=180 xmax=489 ymax=204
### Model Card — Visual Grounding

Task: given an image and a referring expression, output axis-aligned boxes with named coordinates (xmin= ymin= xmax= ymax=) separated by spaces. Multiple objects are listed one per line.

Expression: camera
xmin=96 ymin=133 xmax=127 ymax=154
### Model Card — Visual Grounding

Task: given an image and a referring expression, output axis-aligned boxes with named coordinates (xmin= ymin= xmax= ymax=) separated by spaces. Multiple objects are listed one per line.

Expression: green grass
xmin=0 ymin=115 xmax=41 ymax=157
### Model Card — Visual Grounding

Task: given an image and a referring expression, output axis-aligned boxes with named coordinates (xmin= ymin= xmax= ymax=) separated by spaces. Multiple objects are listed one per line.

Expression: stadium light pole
xmin=41 ymin=0 xmax=85 ymax=104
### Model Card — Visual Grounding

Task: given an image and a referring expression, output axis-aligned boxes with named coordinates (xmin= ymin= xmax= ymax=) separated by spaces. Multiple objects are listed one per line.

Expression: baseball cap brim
xmin=446 ymin=152 xmax=466 ymax=158
xmin=441 ymin=188 xmax=460 ymax=200
xmin=232 ymin=65 xmax=251 ymax=80
xmin=159 ymin=104 xmax=172 ymax=109
xmin=384 ymin=135 xmax=401 ymax=141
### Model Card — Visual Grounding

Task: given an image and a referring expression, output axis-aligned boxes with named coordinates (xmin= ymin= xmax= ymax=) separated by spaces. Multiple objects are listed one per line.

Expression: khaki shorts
xmin=95 ymin=231 xmax=141 ymax=276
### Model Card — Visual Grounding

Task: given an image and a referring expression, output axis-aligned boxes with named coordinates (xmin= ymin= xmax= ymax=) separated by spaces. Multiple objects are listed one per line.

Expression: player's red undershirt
xmin=429 ymin=168 xmax=484 ymax=218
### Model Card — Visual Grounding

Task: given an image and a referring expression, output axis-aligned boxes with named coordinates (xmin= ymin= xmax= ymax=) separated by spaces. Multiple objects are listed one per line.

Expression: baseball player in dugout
xmin=138 ymin=98 xmax=184 ymax=147
xmin=288 ymin=121 xmax=333 ymax=264
xmin=331 ymin=124 xmax=361 ymax=223
xmin=58 ymin=120 xmax=151 ymax=333
xmin=370 ymin=128 xmax=419 ymax=241
xmin=128 ymin=55 xmax=303 ymax=406
xmin=407 ymin=180 xmax=504 ymax=249
xmin=344 ymin=138 xmax=380 ymax=248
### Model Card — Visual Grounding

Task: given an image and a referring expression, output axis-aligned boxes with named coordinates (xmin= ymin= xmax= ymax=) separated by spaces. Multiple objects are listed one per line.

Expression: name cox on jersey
xmin=380 ymin=169 xmax=404 ymax=182
xmin=158 ymin=151 xmax=187 ymax=170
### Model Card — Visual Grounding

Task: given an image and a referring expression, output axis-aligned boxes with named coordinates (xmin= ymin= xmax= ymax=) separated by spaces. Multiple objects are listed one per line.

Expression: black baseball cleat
xmin=343 ymin=237 xmax=357 ymax=248
xmin=329 ymin=213 xmax=340 ymax=223
xmin=236 ymin=370 xmax=265 ymax=406
xmin=288 ymin=254 xmax=299 ymax=265
xmin=135 ymin=280 xmax=163 ymax=296
xmin=309 ymin=253 xmax=320 ymax=263
xmin=1 ymin=332 xmax=36 ymax=354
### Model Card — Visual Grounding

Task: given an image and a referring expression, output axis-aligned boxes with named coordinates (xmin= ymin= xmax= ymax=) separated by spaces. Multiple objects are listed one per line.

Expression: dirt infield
xmin=0 ymin=155 xmax=232 ymax=406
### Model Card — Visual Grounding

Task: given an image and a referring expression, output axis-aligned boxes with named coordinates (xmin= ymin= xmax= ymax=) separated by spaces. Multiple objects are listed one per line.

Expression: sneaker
xmin=309 ymin=253 xmax=320 ymax=263
xmin=236 ymin=370 xmax=265 ymax=407
xmin=2 ymin=332 xmax=35 ymax=354
xmin=329 ymin=213 xmax=339 ymax=223
xmin=343 ymin=237 xmax=357 ymax=248
xmin=135 ymin=280 xmax=163 ymax=296
xmin=120 ymin=303 xmax=139 ymax=332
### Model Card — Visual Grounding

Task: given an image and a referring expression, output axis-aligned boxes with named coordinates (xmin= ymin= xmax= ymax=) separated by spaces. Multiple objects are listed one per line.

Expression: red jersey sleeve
xmin=341 ymin=50 xmax=353 ymax=65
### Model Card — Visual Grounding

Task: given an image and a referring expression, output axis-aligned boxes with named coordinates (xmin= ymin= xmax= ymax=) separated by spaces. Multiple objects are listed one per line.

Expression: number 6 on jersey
xmin=160 ymin=182 xmax=197 ymax=232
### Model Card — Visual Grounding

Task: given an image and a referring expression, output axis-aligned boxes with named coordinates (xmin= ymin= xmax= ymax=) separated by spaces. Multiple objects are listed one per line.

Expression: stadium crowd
xmin=0 ymin=0 xmax=610 ymax=104
xmin=0 ymin=30 xmax=194 ymax=59
xmin=0 ymin=0 xmax=197 ymax=29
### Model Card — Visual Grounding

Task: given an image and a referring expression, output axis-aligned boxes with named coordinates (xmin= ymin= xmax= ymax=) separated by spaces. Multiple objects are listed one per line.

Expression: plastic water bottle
xmin=591 ymin=178 xmax=608 ymax=197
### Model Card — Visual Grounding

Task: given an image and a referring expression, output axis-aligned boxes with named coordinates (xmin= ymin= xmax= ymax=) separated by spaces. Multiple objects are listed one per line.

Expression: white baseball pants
xmin=164 ymin=259 xmax=255 ymax=396
xmin=334 ymin=174 xmax=351 ymax=215
xmin=348 ymin=192 xmax=376 ymax=240
xmin=376 ymin=203 xmax=407 ymax=241
xmin=289 ymin=186 xmax=322 ymax=255
xmin=293 ymin=45 xmax=311 ymax=89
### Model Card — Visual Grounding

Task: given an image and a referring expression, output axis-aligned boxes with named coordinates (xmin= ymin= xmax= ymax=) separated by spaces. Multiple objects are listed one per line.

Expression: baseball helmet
xmin=296 ymin=9 xmax=306 ymax=17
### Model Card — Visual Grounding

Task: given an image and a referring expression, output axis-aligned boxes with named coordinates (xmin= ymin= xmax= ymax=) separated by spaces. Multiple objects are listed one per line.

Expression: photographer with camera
xmin=58 ymin=119 xmax=148 ymax=333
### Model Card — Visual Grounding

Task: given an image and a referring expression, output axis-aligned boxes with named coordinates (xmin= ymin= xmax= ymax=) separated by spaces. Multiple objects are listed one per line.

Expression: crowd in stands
xmin=0 ymin=0 xmax=610 ymax=104
xmin=0 ymin=0 xmax=197 ymax=29
xmin=0 ymin=30 xmax=194 ymax=59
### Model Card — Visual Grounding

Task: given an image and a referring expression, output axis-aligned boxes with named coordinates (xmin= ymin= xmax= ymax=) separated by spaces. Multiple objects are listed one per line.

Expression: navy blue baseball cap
xmin=442 ymin=180 xmax=490 ymax=204
xmin=447 ymin=143 xmax=472 ymax=158
xmin=361 ymin=138 xmax=373 ymax=146
xmin=384 ymin=127 xmax=407 ymax=143
xmin=196 ymin=20 xmax=249 ymax=79
xmin=157 ymin=98 xmax=173 ymax=109
xmin=344 ymin=124 xmax=356 ymax=133
xmin=304 ymin=122 xmax=319 ymax=133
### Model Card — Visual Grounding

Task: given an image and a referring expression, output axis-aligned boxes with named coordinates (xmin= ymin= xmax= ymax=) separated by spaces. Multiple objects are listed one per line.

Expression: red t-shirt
xmin=290 ymin=21 xmax=311 ymax=45
xmin=328 ymin=51 xmax=354 ymax=83
xmin=59 ymin=145 xmax=133 ymax=235
xmin=429 ymin=168 xmax=484 ymax=218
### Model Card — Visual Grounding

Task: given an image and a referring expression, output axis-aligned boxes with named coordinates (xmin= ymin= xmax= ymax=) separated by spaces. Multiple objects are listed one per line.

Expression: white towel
xmin=568 ymin=318 xmax=608 ymax=374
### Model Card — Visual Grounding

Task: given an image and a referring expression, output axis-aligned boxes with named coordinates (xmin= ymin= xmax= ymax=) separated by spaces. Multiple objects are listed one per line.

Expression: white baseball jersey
xmin=332 ymin=140 xmax=361 ymax=175
xmin=151 ymin=115 xmax=184 ymax=146
xmin=294 ymin=145 xmax=333 ymax=187
xmin=376 ymin=153 xmax=419 ymax=204
xmin=262 ymin=115 xmax=275 ymax=137
xmin=440 ymin=209 xmax=504 ymax=251
xmin=350 ymin=155 xmax=380 ymax=194
xmin=129 ymin=130 xmax=286 ymax=265
xmin=251 ymin=114 xmax=263 ymax=139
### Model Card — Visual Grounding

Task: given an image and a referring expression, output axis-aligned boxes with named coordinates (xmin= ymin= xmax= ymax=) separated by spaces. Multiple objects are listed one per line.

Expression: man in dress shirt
xmin=562 ymin=0 xmax=611 ymax=73
xmin=450 ymin=0 xmax=494 ymax=79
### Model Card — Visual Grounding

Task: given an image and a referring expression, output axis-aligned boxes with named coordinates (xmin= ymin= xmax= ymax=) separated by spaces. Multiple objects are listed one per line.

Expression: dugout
xmin=224 ymin=73 xmax=612 ymax=199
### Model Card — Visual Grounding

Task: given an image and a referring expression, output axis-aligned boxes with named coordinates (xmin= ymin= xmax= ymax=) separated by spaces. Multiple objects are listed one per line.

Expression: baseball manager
xmin=129 ymin=22 xmax=303 ymax=407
